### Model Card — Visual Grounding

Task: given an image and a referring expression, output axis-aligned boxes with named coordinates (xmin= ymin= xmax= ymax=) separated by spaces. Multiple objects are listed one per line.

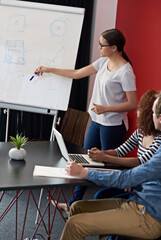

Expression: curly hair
xmin=137 ymin=89 xmax=160 ymax=136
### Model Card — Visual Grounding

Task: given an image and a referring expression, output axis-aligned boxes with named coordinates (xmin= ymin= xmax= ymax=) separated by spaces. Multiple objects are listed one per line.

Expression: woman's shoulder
xmin=120 ymin=62 xmax=134 ymax=73
xmin=92 ymin=57 xmax=108 ymax=70
xmin=120 ymin=62 xmax=136 ymax=84
xmin=127 ymin=129 xmax=141 ymax=142
xmin=133 ymin=129 xmax=143 ymax=139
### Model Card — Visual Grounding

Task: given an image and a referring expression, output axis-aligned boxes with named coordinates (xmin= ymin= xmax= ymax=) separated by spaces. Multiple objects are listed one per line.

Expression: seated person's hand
xmin=65 ymin=162 xmax=88 ymax=179
xmin=88 ymin=148 xmax=106 ymax=162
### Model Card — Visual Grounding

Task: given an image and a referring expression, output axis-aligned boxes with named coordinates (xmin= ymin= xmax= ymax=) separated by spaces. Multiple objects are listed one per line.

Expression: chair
xmin=35 ymin=108 xmax=89 ymax=223
xmin=59 ymin=108 xmax=89 ymax=147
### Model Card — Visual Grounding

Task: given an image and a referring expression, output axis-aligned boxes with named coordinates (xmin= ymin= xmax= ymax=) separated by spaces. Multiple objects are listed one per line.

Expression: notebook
xmin=53 ymin=128 xmax=105 ymax=167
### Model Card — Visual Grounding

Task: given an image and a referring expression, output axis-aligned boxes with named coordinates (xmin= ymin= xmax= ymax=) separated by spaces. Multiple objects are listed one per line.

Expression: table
xmin=0 ymin=141 xmax=124 ymax=240
xmin=0 ymin=141 xmax=90 ymax=191
xmin=0 ymin=141 xmax=93 ymax=240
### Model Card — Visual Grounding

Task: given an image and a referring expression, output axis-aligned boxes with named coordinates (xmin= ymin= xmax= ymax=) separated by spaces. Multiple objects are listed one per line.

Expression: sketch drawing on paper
xmin=7 ymin=15 xmax=25 ymax=32
xmin=0 ymin=2 xmax=84 ymax=111
xmin=5 ymin=40 xmax=25 ymax=65
xmin=50 ymin=17 xmax=69 ymax=37
xmin=37 ymin=17 xmax=71 ymax=91
xmin=4 ymin=14 xmax=26 ymax=65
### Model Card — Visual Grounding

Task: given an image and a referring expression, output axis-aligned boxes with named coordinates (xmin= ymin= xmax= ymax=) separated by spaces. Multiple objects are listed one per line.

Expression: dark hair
xmin=102 ymin=29 xmax=131 ymax=64
xmin=137 ymin=89 xmax=160 ymax=136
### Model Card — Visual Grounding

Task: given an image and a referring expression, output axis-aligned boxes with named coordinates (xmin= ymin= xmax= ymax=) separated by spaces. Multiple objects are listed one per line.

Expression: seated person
xmin=54 ymin=90 xmax=161 ymax=213
xmin=60 ymin=92 xmax=161 ymax=240
xmin=89 ymin=89 xmax=161 ymax=199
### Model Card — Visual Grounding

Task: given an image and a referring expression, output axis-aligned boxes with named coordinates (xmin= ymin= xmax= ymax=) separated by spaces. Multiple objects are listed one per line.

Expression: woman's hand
xmin=65 ymin=161 xmax=88 ymax=179
xmin=91 ymin=103 xmax=108 ymax=114
xmin=88 ymin=147 xmax=106 ymax=162
xmin=35 ymin=66 xmax=50 ymax=76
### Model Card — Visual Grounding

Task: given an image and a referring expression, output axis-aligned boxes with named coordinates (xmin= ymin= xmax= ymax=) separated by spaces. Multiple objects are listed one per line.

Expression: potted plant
xmin=9 ymin=133 xmax=28 ymax=160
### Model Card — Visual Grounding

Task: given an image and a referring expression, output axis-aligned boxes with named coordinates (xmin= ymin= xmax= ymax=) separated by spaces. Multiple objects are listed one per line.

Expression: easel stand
xmin=4 ymin=108 xmax=10 ymax=142
xmin=50 ymin=111 xmax=59 ymax=141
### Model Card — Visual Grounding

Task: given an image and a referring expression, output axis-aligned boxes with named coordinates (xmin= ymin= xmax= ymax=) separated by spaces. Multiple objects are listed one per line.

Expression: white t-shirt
xmin=88 ymin=57 xmax=136 ymax=130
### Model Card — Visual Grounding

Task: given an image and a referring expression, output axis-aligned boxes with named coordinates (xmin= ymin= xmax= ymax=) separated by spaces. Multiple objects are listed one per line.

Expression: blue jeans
xmin=68 ymin=121 xmax=126 ymax=206
xmin=84 ymin=121 xmax=126 ymax=150
xmin=94 ymin=187 xmax=130 ymax=200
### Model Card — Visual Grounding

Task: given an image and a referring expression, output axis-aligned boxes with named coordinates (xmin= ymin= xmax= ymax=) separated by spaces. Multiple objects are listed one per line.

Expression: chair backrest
xmin=59 ymin=108 xmax=89 ymax=147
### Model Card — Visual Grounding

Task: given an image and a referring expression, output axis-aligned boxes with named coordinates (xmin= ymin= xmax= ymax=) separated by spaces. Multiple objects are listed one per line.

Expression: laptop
xmin=53 ymin=128 xmax=105 ymax=167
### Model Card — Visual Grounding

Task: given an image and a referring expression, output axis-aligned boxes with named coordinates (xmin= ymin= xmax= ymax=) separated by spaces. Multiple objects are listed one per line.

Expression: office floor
xmin=0 ymin=185 xmax=103 ymax=240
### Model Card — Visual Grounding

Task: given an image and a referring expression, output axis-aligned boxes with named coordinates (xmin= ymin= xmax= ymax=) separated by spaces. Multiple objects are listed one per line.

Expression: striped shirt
xmin=115 ymin=129 xmax=161 ymax=164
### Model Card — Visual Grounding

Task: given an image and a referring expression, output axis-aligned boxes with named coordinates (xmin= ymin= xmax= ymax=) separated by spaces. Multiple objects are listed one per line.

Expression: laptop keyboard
xmin=70 ymin=155 xmax=89 ymax=164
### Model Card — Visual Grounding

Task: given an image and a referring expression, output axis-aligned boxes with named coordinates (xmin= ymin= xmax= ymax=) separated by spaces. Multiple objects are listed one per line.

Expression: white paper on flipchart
xmin=33 ymin=165 xmax=83 ymax=179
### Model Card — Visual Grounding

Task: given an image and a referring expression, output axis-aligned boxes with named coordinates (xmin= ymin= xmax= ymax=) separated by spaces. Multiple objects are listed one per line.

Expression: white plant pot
xmin=9 ymin=147 xmax=27 ymax=160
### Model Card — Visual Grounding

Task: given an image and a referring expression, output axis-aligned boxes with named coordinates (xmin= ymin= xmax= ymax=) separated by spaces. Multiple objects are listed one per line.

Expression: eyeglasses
xmin=98 ymin=41 xmax=111 ymax=48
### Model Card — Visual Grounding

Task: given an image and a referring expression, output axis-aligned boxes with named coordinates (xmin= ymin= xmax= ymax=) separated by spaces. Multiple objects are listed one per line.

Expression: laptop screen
xmin=53 ymin=128 xmax=70 ymax=161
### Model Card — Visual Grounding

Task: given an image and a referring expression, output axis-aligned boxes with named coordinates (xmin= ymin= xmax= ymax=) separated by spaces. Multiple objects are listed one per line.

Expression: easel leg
xmin=4 ymin=108 xmax=10 ymax=142
xmin=50 ymin=110 xmax=58 ymax=141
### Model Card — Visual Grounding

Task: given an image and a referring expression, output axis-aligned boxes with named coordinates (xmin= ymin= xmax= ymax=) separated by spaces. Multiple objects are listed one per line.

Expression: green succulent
xmin=9 ymin=133 xmax=28 ymax=149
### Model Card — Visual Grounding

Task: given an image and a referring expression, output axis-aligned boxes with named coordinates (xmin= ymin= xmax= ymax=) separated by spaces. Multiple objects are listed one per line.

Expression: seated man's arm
xmin=66 ymin=145 xmax=161 ymax=189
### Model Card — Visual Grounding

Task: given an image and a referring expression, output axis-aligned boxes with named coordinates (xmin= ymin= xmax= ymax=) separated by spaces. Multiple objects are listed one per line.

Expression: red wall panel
xmin=116 ymin=0 xmax=161 ymax=155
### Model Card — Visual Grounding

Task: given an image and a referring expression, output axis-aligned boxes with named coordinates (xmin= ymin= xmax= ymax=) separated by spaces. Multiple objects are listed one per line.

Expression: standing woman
xmin=83 ymin=29 xmax=137 ymax=150
xmin=35 ymin=28 xmax=137 ymax=211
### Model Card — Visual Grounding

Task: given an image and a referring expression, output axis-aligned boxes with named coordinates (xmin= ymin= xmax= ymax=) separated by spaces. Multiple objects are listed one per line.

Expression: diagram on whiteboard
xmin=5 ymin=40 xmax=25 ymax=64
xmin=0 ymin=2 xmax=84 ymax=111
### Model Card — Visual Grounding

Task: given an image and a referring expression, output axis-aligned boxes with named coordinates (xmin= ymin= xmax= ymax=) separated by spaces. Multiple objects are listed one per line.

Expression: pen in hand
xmin=30 ymin=72 xmax=37 ymax=81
